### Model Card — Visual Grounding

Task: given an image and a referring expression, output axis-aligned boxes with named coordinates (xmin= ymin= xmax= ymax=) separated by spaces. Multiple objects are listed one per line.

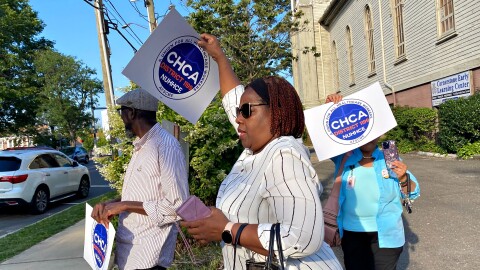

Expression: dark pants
xmin=341 ymin=230 xmax=403 ymax=270
xmin=136 ymin=266 xmax=166 ymax=270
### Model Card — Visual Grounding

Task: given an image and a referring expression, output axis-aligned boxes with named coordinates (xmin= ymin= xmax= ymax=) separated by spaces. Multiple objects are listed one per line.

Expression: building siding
xmin=292 ymin=0 xmax=480 ymax=108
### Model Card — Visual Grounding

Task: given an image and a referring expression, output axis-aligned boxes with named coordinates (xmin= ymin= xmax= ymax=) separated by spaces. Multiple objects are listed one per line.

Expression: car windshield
xmin=0 ymin=156 xmax=22 ymax=172
xmin=60 ymin=147 xmax=75 ymax=155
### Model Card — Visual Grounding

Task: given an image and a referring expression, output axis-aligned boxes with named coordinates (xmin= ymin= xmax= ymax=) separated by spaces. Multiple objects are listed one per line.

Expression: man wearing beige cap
xmin=91 ymin=88 xmax=189 ymax=270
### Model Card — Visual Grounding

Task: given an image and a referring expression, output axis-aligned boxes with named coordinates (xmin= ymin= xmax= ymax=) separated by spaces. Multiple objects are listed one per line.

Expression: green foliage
xmin=82 ymin=135 xmax=95 ymax=152
xmin=0 ymin=0 xmax=53 ymax=136
xmin=34 ymin=49 xmax=103 ymax=146
xmin=95 ymin=106 xmax=134 ymax=192
xmin=171 ymin=242 xmax=223 ymax=269
xmin=95 ymin=130 xmax=109 ymax=148
xmin=384 ymin=106 xmax=439 ymax=153
xmin=437 ymin=93 xmax=480 ymax=153
xmin=187 ymin=0 xmax=298 ymax=81
xmin=456 ymin=141 xmax=480 ymax=159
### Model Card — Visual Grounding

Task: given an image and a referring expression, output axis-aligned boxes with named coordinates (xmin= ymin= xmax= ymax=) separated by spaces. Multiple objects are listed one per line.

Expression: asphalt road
xmin=0 ymin=161 xmax=113 ymax=238
xmin=312 ymin=153 xmax=480 ymax=270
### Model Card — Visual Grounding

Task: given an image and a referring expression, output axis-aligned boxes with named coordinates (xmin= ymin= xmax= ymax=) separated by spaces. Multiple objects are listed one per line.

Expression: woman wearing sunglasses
xmin=181 ymin=33 xmax=342 ymax=269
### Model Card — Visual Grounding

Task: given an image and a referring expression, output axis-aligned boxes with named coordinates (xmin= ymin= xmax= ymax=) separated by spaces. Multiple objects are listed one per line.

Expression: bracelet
xmin=400 ymin=180 xmax=408 ymax=187
xmin=235 ymin=223 xmax=248 ymax=246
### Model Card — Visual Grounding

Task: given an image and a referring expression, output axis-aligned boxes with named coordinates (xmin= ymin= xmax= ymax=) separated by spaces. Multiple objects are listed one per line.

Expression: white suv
xmin=0 ymin=147 xmax=90 ymax=214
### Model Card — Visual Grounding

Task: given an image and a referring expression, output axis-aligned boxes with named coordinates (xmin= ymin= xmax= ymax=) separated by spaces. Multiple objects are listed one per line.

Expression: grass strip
xmin=0 ymin=191 xmax=118 ymax=263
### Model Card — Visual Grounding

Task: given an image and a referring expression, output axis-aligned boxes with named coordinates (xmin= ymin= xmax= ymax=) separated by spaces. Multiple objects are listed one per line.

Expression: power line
xmin=104 ymin=0 xmax=144 ymax=46
xmin=129 ymin=0 xmax=150 ymax=22
xmin=82 ymin=0 xmax=101 ymax=10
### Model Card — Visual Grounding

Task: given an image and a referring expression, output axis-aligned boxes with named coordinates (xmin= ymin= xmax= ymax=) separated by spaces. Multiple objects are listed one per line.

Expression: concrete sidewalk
xmin=0 ymin=220 xmax=90 ymax=270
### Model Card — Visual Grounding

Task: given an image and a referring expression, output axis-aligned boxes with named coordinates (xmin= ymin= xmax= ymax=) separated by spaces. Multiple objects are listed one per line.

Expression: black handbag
xmin=245 ymin=223 xmax=285 ymax=270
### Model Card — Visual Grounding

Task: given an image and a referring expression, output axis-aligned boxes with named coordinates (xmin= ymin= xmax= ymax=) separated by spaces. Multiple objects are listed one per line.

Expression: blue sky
xmin=29 ymin=0 xmax=191 ymax=109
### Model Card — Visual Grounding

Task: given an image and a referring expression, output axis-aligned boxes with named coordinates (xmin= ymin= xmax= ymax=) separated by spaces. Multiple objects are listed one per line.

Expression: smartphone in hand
xmin=176 ymin=195 xmax=211 ymax=221
xmin=382 ymin=140 xmax=399 ymax=169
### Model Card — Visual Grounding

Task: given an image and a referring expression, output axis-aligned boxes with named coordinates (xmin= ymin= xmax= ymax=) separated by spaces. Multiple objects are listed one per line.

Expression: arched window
xmin=346 ymin=26 xmax=355 ymax=85
xmin=392 ymin=0 xmax=406 ymax=59
xmin=331 ymin=41 xmax=340 ymax=91
xmin=436 ymin=0 xmax=455 ymax=37
xmin=364 ymin=5 xmax=376 ymax=74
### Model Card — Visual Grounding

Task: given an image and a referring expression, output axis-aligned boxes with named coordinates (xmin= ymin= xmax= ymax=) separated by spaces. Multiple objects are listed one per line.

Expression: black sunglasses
xmin=117 ymin=106 xmax=133 ymax=115
xmin=235 ymin=103 xmax=268 ymax=119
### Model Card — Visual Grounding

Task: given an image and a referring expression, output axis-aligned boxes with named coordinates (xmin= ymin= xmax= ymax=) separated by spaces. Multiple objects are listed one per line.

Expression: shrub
xmin=384 ymin=106 xmax=438 ymax=153
xmin=437 ymin=93 xmax=480 ymax=153
xmin=457 ymin=141 xmax=480 ymax=159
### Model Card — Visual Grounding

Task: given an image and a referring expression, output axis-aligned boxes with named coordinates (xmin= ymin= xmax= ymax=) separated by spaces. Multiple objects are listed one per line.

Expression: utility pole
xmin=94 ymin=0 xmax=115 ymax=107
xmin=145 ymin=0 xmax=157 ymax=32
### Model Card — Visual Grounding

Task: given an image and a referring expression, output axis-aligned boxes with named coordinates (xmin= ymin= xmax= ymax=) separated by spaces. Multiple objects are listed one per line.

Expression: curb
xmin=414 ymin=151 xmax=458 ymax=159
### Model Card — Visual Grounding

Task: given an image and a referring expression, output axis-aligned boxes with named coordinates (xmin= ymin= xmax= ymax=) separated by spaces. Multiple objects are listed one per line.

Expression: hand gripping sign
xmin=84 ymin=204 xmax=116 ymax=270
xmin=305 ymin=82 xmax=397 ymax=161
xmin=122 ymin=8 xmax=219 ymax=124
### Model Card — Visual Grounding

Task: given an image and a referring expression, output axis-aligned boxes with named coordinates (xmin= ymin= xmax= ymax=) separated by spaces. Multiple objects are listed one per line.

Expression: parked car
xmin=0 ymin=147 xmax=90 ymax=214
xmin=60 ymin=146 xmax=89 ymax=164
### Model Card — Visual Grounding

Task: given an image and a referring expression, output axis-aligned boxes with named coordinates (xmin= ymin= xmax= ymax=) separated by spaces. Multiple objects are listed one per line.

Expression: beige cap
xmin=116 ymin=88 xmax=159 ymax=112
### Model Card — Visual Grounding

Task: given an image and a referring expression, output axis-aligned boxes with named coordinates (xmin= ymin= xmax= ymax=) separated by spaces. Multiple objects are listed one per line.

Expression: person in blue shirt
xmin=326 ymin=94 xmax=420 ymax=270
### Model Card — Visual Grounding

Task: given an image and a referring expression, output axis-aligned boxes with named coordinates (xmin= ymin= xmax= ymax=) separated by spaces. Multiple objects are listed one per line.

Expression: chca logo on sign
xmin=154 ymin=36 xmax=210 ymax=100
xmin=324 ymin=99 xmax=374 ymax=145
xmin=92 ymin=223 xmax=108 ymax=269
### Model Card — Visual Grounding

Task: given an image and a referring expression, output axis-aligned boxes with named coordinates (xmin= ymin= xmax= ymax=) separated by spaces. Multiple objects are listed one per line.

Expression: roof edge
xmin=319 ymin=0 xmax=350 ymax=26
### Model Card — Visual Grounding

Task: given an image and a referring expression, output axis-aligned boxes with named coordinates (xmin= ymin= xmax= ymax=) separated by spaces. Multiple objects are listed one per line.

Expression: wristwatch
xmin=222 ymin=222 xmax=235 ymax=245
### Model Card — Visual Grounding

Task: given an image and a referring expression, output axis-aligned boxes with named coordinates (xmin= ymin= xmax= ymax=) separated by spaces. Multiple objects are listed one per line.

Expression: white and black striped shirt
xmin=116 ymin=123 xmax=189 ymax=270
xmin=218 ymin=86 xmax=343 ymax=270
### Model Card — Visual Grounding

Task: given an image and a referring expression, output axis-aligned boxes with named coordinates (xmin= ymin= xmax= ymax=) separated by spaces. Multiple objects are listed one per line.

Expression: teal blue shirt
xmin=342 ymin=164 xmax=379 ymax=232
xmin=331 ymin=147 xmax=420 ymax=248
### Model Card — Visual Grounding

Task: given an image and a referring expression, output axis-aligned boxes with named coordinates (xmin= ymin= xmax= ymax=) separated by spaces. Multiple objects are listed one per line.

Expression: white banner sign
xmin=83 ymin=204 xmax=116 ymax=270
xmin=122 ymin=8 xmax=220 ymax=124
xmin=305 ymin=82 xmax=397 ymax=161
xmin=431 ymin=71 xmax=471 ymax=106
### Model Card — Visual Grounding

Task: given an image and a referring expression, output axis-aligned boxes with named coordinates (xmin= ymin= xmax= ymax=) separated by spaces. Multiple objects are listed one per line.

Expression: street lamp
xmin=122 ymin=22 xmax=148 ymax=30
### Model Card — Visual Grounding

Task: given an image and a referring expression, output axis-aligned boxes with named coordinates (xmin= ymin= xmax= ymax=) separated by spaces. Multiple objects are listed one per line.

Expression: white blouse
xmin=218 ymin=86 xmax=342 ymax=269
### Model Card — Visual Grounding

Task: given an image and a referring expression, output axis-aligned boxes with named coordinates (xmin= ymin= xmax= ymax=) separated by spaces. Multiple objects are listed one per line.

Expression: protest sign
xmin=305 ymin=82 xmax=397 ymax=161
xmin=122 ymin=8 xmax=219 ymax=124
xmin=83 ymin=204 xmax=115 ymax=270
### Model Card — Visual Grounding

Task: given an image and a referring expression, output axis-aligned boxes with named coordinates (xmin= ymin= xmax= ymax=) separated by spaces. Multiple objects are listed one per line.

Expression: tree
xmin=0 ymin=0 xmax=53 ymax=136
xmin=34 ymin=49 xmax=103 ymax=146
xmin=187 ymin=0 xmax=297 ymax=82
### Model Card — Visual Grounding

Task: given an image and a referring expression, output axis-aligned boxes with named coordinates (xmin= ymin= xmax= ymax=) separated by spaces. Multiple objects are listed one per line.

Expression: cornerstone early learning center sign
xmin=431 ymin=71 xmax=471 ymax=106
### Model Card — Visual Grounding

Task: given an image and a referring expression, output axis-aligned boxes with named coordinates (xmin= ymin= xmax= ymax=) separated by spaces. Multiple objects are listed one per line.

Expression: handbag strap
xmin=331 ymin=151 xmax=352 ymax=196
xmin=175 ymin=222 xmax=197 ymax=264
xmin=232 ymin=223 xmax=248 ymax=270
xmin=265 ymin=223 xmax=276 ymax=267
xmin=275 ymin=223 xmax=285 ymax=270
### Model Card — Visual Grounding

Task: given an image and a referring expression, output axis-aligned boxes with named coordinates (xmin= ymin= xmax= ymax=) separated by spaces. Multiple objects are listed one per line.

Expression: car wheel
xmin=84 ymin=155 xmax=89 ymax=164
xmin=77 ymin=176 xmax=90 ymax=198
xmin=30 ymin=187 xmax=49 ymax=214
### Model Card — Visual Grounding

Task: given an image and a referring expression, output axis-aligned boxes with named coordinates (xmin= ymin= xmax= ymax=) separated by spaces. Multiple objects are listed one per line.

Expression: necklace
xmin=362 ymin=155 xmax=374 ymax=159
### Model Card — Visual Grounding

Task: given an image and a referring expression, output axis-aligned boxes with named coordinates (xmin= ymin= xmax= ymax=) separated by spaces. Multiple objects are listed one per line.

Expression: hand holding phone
xmin=382 ymin=140 xmax=399 ymax=169
xmin=176 ymin=195 xmax=211 ymax=221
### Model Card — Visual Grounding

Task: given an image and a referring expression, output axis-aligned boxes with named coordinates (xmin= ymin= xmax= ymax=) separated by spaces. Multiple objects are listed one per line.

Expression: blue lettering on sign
xmin=92 ymin=224 xmax=108 ymax=269
xmin=158 ymin=42 xmax=204 ymax=95
xmin=324 ymin=100 xmax=374 ymax=145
